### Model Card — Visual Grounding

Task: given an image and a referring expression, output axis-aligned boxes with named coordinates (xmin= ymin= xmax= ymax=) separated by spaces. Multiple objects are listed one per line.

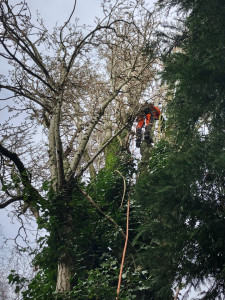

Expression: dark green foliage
xmin=22 ymin=271 xmax=56 ymax=300
xmin=135 ymin=0 xmax=225 ymax=298
xmin=8 ymin=270 xmax=28 ymax=295
xmin=13 ymin=133 xmax=158 ymax=299
xmin=161 ymin=0 xmax=225 ymax=133
xmin=157 ymin=0 xmax=209 ymax=12
xmin=70 ymin=254 xmax=154 ymax=300
xmin=88 ymin=138 xmax=135 ymax=211
xmin=136 ymin=138 xmax=225 ymax=297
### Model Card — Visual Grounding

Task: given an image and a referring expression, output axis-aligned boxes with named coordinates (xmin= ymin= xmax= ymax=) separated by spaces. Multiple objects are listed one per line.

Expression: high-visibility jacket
xmin=136 ymin=105 xmax=161 ymax=128
xmin=149 ymin=105 xmax=161 ymax=120
xmin=138 ymin=104 xmax=161 ymax=119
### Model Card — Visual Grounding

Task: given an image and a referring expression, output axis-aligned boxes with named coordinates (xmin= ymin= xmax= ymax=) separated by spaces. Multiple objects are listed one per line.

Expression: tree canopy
xmin=135 ymin=0 xmax=225 ymax=298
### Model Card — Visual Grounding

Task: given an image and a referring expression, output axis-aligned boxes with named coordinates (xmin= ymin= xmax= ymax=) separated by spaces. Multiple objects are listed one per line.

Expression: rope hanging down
xmin=116 ymin=196 xmax=130 ymax=299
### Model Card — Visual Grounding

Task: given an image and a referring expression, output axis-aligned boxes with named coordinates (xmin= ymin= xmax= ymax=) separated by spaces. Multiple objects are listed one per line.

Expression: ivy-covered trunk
xmin=51 ymin=190 xmax=74 ymax=295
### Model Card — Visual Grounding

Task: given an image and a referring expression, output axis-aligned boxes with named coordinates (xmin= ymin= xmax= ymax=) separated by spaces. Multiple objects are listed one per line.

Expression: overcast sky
xmin=27 ymin=0 xmax=105 ymax=28
xmin=27 ymin=0 xmax=156 ymax=29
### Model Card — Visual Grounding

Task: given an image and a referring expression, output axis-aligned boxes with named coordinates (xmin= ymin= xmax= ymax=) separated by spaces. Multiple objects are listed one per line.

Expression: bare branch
xmin=60 ymin=0 xmax=77 ymax=44
xmin=0 ymin=84 xmax=52 ymax=113
xmin=1 ymin=41 xmax=55 ymax=92
xmin=76 ymin=124 xmax=127 ymax=179
xmin=1 ymin=0 xmax=55 ymax=91
xmin=65 ymin=19 xmax=131 ymax=83
xmin=0 ymin=143 xmax=43 ymax=218
xmin=77 ymin=187 xmax=126 ymax=241
xmin=66 ymin=78 xmax=131 ymax=181
xmin=0 ymin=195 xmax=23 ymax=209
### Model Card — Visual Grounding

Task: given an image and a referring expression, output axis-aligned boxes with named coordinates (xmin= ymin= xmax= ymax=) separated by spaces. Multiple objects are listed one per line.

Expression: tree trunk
xmin=138 ymin=140 xmax=153 ymax=177
xmin=56 ymin=261 xmax=71 ymax=293
xmin=55 ymin=193 xmax=73 ymax=295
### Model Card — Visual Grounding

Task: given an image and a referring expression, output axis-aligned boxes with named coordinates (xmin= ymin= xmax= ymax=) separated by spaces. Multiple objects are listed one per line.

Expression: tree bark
xmin=56 ymin=261 xmax=71 ymax=293
xmin=139 ymin=140 xmax=153 ymax=177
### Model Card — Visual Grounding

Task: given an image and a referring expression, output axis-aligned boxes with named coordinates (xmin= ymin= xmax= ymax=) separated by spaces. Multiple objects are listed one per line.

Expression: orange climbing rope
xmin=116 ymin=197 xmax=130 ymax=299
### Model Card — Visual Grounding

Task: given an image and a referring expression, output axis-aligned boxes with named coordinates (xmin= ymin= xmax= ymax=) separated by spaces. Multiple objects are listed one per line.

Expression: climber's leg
xmin=136 ymin=118 xmax=144 ymax=148
xmin=136 ymin=127 xmax=142 ymax=148
xmin=144 ymin=114 xmax=153 ymax=143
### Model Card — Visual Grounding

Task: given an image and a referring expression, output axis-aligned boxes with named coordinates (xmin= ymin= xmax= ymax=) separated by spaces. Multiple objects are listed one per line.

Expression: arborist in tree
xmin=136 ymin=101 xmax=162 ymax=148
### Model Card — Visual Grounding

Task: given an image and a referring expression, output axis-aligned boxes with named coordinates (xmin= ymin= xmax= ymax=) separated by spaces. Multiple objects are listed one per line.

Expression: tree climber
xmin=136 ymin=101 xmax=162 ymax=148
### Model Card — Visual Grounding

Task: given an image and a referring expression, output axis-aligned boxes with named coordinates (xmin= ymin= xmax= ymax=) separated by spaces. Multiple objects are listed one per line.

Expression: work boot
xmin=136 ymin=128 xmax=142 ymax=148
xmin=144 ymin=125 xmax=153 ymax=143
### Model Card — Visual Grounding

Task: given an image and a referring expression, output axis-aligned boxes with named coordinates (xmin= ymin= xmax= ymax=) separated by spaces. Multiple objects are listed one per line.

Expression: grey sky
xmin=26 ymin=0 xmax=156 ymax=29
xmin=26 ymin=0 xmax=104 ymax=28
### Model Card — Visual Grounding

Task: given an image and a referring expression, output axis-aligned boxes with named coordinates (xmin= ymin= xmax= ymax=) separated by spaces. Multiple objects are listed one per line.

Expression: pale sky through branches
xmin=0 ymin=0 xmax=155 ymax=252
xmin=0 ymin=0 xmax=157 ymax=269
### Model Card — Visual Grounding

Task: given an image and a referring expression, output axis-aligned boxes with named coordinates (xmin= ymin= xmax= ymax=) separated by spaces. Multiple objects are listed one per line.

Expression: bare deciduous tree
xmin=0 ymin=0 xmax=162 ymax=294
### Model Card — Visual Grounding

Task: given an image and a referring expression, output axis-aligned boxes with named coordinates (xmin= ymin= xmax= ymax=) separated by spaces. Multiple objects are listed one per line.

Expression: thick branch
xmin=64 ymin=128 xmax=82 ymax=158
xmin=48 ymin=114 xmax=57 ymax=185
xmin=0 ymin=143 xmax=30 ymax=184
xmin=54 ymin=98 xmax=66 ymax=189
xmin=48 ymin=98 xmax=66 ymax=190
xmin=83 ymin=150 xmax=96 ymax=179
xmin=0 ymin=196 xmax=23 ymax=209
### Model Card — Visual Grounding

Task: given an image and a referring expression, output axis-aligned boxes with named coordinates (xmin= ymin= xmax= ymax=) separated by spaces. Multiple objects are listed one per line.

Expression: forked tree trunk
xmin=56 ymin=261 xmax=71 ymax=293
